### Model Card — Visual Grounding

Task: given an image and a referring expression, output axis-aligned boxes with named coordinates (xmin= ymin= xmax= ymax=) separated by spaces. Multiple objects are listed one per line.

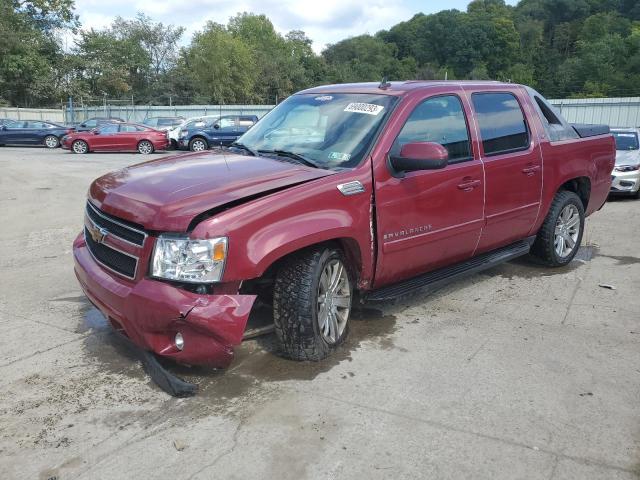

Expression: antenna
xmin=379 ymin=77 xmax=391 ymax=90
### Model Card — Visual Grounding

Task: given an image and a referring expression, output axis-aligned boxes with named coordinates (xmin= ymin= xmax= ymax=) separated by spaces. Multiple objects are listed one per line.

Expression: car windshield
xmin=612 ymin=131 xmax=639 ymax=150
xmin=237 ymin=93 xmax=397 ymax=169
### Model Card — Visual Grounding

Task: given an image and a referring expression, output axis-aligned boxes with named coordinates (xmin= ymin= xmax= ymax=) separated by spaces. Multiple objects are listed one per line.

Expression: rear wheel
xmin=44 ymin=135 xmax=59 ymax=148
xmin=71 ymin=140 xmax=88 ymax=154
xmin=137 ymin=140 xmax=154 ymax=154
xmin=189 ymin=137 xmax=208 ymax=152
xmin=531 ymin=190 xmax=584 ymax=266
xmin=273 ymin=246 xmax=353 ymax=361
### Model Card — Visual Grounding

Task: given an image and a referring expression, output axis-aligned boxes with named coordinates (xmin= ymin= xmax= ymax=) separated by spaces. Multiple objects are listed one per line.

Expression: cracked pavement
xmin=0 ymin=147 xmax=638 ymax=479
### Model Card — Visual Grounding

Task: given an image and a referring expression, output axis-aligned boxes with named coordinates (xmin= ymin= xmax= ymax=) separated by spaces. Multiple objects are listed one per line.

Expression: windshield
xmin=612 ymin=131 xmax=639 ymax=150
xmin=237 ymin=93 xmax=397 ymax=169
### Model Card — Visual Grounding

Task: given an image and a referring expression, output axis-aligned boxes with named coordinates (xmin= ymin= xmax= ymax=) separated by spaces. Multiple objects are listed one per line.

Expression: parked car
xmin=610 ymin=128 xmax=640 ymax=198
xmin=142 ymin=116 xmax=184 ymax=132
xmin=73 ymin=81 xmax=614 ymax=377
xmin=0 ymin=120 xmax=73 ymax=148
xmin=178 ymin=114 xmax=258 ymax=151
xmin=167 ymin=115 xmax=218 ymax=148
xmin=73 ymin=117 xmax=125 ymax=132
xmin=61 ymin=122 xmax=169 ymax=154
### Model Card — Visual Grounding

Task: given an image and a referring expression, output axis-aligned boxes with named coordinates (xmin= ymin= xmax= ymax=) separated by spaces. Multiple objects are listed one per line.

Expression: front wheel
xmin=44 ymin=135 xmax=59 ymax=148
xmin=189 ymin=137 xmax=208 ymax=152
xmin=137 ymin=140 xmax=154 ymax=154
xmin=71 ymin=140 xmax=89 ymax=154
xmin=531 ymin=190 xmax=585 ymax=266
xmin=273 ymin=247 xmax=353 ymax=361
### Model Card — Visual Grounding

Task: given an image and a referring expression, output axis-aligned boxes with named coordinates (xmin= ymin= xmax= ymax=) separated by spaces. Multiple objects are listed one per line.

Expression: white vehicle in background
xmin=610 ymin=128 xmax=640 ymax=198
xmin=167 ymin=115 xmax=220 ymax=148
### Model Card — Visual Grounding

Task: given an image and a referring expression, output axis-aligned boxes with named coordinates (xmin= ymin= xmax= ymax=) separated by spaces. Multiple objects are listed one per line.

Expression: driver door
xmin=91 ymin=123 xmax=119 ymax=150
xmin=373 ymin=93 xmax=485 ymax=286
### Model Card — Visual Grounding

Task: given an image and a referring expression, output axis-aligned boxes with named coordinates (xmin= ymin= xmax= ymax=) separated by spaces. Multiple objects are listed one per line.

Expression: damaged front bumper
xmin=73 ymin=234 xmax=256 ymax=368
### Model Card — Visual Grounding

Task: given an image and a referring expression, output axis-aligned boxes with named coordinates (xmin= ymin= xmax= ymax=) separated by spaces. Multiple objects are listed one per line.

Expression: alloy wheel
xmin=138 ymin=141 xmax=153 ymax=154
xmin=554 ymin=204 xmax=580 ymax=258
xmin=316 ymin=259 xmax=351 ymax=344
xmin=44 ymin=135 xmax=58 ymax=148
xmin=72 ymin=141 xmax=87 ymax=154
xmin=191 ymin=139 xmax=206 ymax=151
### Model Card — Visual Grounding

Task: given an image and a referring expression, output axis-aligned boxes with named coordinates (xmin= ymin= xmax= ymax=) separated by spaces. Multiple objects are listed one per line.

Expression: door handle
xmin=522 ymin=165 xmax=541 ymax=176
xmin=457 ymin=179 xmax=481 ymax=191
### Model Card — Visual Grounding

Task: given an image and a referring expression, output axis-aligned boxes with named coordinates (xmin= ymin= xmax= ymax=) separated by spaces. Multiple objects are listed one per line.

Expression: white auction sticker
xmin=344 ymin=103 xmax=385 ymax=115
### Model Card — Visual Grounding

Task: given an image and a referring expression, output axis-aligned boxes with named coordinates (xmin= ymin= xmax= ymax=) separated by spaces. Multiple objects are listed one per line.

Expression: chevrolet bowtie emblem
xmin=88 ymin=222 xmax=108 ymax=243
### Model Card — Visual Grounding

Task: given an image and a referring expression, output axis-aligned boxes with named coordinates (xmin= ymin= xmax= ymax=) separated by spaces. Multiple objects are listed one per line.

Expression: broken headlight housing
xmin=151 ymin=235 xmax=227 ymax=283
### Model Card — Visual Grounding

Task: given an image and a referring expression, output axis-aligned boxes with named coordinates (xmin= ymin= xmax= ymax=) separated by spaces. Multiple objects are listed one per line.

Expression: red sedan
xmin=61 ymin=122 xmax=169 ymax=154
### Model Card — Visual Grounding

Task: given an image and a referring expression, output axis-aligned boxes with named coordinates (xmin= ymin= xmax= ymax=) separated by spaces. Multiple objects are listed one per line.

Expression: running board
xmin=365 ymin=237 xmax=535 ymax=302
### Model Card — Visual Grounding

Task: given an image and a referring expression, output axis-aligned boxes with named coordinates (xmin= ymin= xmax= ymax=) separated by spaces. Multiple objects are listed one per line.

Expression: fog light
xmin=175 ymin=332 xmax=184 ymax=351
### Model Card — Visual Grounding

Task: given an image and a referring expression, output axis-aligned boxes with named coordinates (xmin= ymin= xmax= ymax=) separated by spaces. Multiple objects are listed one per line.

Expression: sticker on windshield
xmin=329 ymin=152 xmax=351 ymax=162
xmin=618 ymin=133 xmax=636 ymax=137
xmin=344 ymin=103 xmax=385 ymax=115
xmin=315 ymin=95 xmax=333 ymax=101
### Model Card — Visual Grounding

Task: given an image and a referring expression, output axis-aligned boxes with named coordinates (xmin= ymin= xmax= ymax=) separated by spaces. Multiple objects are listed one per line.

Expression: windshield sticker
xmin=617 ymin=133 xmax=636 ymax=137
xmin=314 ymin=95 xmax=333 ymax=102
xmin=344 ymin=103 xmax=385 ymax=115
xmin=329 ymin=151 xmax=351 ymax=162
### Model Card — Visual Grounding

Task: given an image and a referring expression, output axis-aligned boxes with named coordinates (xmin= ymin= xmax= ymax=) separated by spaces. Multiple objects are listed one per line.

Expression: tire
xmin=71 ymin=140 xmax=89 ymax=154
xmin=531 ymin=190 xmax=585 ymax=267
xmin=273 ymin=246 xmax=353 ymax=361
xmin=44 ymin=135 xmax=59 ymax=148
xmin=189 ymin=137 xmax=208 ymax=152
xmin=137 ymin=140 xmax=154 ymax=154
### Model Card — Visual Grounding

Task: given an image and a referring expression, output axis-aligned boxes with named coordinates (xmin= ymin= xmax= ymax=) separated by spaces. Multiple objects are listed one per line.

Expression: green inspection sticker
xmin=329 ymin=152 xmax=351 ymax=161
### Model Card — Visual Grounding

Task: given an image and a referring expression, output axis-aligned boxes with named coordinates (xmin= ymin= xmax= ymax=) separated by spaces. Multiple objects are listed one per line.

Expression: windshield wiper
xmin=258 ymin=149 xmax=322 ymax=169
xmin=229 ymin=142 xmax=257 ymax=156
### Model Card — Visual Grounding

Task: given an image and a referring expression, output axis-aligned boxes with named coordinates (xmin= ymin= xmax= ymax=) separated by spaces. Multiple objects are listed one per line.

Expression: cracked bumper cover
xmin=73 ymin=234 xmax=256 ymax=367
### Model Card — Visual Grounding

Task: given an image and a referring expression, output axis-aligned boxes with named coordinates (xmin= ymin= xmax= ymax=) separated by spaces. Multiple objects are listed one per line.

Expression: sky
xmin=71 ymin=0 xmax=518 ymax=53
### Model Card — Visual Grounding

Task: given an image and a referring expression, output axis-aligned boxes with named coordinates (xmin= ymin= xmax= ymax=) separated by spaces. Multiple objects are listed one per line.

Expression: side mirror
xmin=389 ymin=142 xmax=449 ymax=176
xmin=213 ymin=123 xmax=220 ymax=130
xmin=92 ymin=129 xmax=100 ymax=135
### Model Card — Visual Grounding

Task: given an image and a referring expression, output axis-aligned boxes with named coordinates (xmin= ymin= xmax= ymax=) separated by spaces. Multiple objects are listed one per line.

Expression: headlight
xmin=152 ymin=235 xmax=227 ymax=283
xmin=614 ymin=165 xmax=639 ymax=172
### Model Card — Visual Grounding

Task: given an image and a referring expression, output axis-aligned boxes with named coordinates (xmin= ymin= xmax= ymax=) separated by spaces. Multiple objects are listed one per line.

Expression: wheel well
xmin=239 ymin=238 xmax=363 ymax=296
xmin=190 ymin=136 xmax=207 ymax=144
xmin=559 ymin=177 xmax=590 ymax=210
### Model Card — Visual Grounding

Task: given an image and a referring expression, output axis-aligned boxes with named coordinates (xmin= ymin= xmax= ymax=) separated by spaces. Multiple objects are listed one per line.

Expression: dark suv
xmin=178 ymin=115 xmax=258 ymax=151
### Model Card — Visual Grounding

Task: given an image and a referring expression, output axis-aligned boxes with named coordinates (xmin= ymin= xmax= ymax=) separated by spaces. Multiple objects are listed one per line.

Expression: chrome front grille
xmin=85 ymin=202 xmax=147 ymax=246
xmin=84 ymin=202 xmax=146 ymax=279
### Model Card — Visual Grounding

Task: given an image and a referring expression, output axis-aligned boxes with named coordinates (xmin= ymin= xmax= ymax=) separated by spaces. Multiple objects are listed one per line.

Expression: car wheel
xmin=273 ymin=246 xmax=353 ymax=361
xmin=138 ymin=140 xmax=154 ymax=154
xmin=44 ymin=135 xmax=59 ymax=148
xmin=531 ymin=190 xmax=585 ymax=267
xmin=72 ymin=140 xmax=89 ymax=154
xmin=189 ymin=137 xmax=208 ymax=152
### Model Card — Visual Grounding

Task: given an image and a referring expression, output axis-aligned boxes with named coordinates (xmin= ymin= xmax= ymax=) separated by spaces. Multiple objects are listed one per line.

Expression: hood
xmin=615 ymin=149 xmax=640 ymax=166
xmin=89 ymin=152 xmax=334 ymax=231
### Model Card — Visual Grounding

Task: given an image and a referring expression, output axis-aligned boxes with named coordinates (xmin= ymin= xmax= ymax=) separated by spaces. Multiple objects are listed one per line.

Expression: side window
xmin=217 ymin=117 xmax=236 ymax=130
xmin=26 ymin=121 xmax=46 ymax=129
xmin=392 ymin=95 xmax=472 ymax=163
xmin=84 ymin=119 xmax=97 ymax=128
xmin=472 ymin=92 xmax=529 ymax=156
xmin=98 ymin=124 xmax=119 ymax=134
xmin=119 ymin=124 xmax=139 ymax=132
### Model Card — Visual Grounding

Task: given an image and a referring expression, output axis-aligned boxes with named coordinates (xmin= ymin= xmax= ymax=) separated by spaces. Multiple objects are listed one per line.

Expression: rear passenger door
xmin=469 ymin=90 xmax=542 ymax=251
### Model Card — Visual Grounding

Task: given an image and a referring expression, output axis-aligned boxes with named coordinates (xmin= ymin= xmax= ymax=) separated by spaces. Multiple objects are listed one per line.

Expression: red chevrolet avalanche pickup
xmin=73 ymin=81 xmax=615 ymax=370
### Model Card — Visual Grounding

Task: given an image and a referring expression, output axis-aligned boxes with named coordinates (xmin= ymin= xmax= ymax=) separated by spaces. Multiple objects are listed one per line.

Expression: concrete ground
xmin=0 ymin=146 xmax=638 ymax=480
